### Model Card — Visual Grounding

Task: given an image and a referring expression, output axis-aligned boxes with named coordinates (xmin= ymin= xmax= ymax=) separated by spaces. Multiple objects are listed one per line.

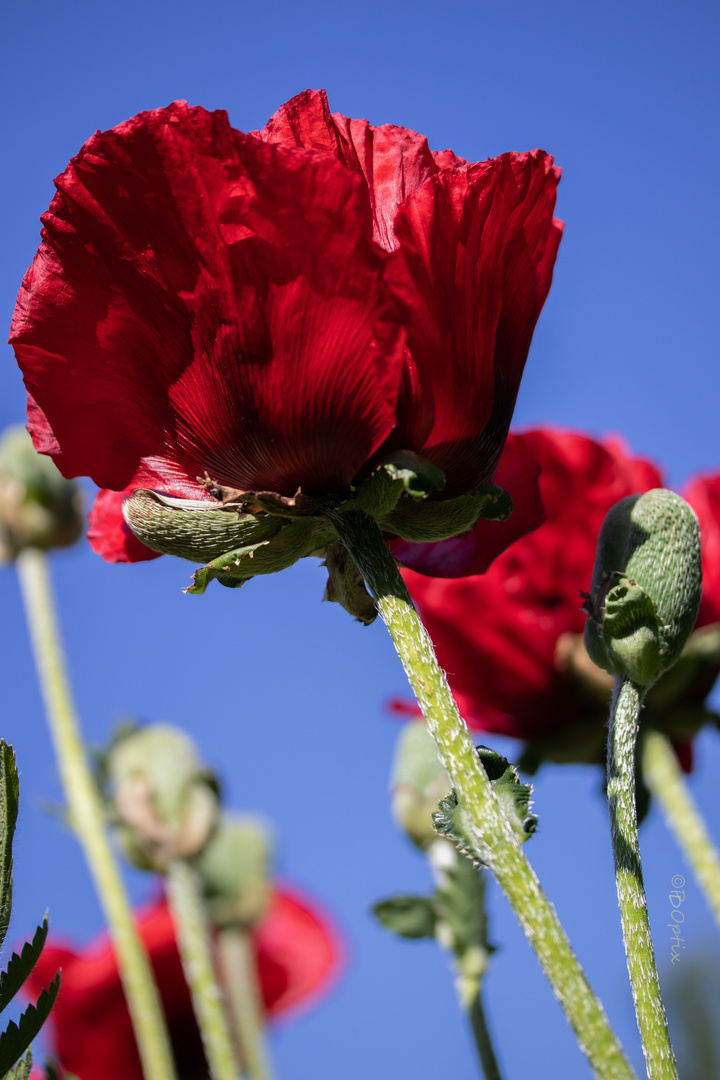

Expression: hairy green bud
xmin=391 ymin=721 xmax=451 ymax=850
xmin=106 ymin=724 xmax=219 ymax=872
xmin=584 ymin=489 xmax=702 ymax=687
xmin=195 ymin=814 xmax=272 ymax=929
xmin=0 ymin=427 xmax=82 ymax=561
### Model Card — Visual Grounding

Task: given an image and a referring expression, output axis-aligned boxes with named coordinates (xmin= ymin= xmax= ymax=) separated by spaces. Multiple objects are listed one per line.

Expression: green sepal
xmin=371 ymin=895 xmax=437 ymax=939
xmin=0 ymin=744 xmax=19 ymax=952
xmin=2 ymin=1047 xmax=32 ymax=1080
xmin=188 ymin=519 xmax=336 ymax=594
xmin=321 ymin=542 xmax=377 ymax=625
xmin=379 ymin=485 xmax=512 ymax=544
xmin=433 ymin=746 xmax=537 ymax=866
xmin=374 ymin=451 xmax=446 ymax=500
xmin=0 ymin=974 xmax=60 ymax=1076
xmin=123 ymin=490 xmax=287 ymax=562
xmin=0 ymin=920 xmax=49 ymax=1013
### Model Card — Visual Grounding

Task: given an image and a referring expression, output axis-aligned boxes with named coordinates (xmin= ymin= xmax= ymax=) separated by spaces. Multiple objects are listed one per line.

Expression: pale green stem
xmin=642 ymin=728 xmax=720 ymax=929
xmin=328 ymin=510 xmax=637 ymax=1080
xmin=608 ymin=679 xmax=678 ymax=1079
xmin=166 ymin=859 xmax=239 ymax=1080
xmin=16 ymin=548 xmax=178 ymax=1080
xmin=469 ymin=992 xmax=503 ymax=1080
xmin=217 ymin=926 xmax=275 ymax=1080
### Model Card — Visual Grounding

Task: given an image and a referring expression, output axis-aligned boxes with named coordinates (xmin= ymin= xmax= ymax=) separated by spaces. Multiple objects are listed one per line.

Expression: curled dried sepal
xmin=0 ymin=427 xmax=82 ymax=562
xmin=584 ymin=489 xmax=702 ymax=687
xmin=106 ymin=724 xmax=219 ymax=872
xmin=433 ymin=746 xmax=537 ymax=867
xmin=321 ymin=542 xmax=377 ymax=625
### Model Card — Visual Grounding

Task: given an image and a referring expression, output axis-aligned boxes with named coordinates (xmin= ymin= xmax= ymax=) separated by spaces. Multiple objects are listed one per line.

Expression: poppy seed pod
xmin=584 ymin=489 xmax=702 ymax=687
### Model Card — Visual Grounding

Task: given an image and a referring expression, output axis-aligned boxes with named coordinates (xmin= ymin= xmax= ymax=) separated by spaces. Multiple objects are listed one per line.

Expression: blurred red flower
xmin=11 ymin=89 xmax=561 ymax=576
xmin=26 ymin=888 xmax=340 ymax=1080
xmin=402 ymin=428 xmax=720 ymax=762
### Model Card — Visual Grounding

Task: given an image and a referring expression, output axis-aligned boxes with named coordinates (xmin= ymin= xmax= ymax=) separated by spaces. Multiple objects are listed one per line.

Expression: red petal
xmin=24 ymin=888 xmax=340 ymax=1080
xmin=11 ymin=101 xmax=405 ymax=499
xmin=255 ymin=88 xmax=460 ymax=252
xmin=683 ymin=471 xmax=720 ymax=627
xmin=87 ymin=488 xmax=162 ymax=563
xmin=404 ymin=429 xmax=663 ymax=738
xmin=390 ymin=432 xmax=545 ymax=577
xmin=386 ymin=153 xmax=563 ymax=494
xmin=254 ymin=885 xmax=343 ymax=1017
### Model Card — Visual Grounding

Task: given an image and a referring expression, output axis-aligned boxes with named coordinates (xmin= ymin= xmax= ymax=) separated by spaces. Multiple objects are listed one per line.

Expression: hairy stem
xmin=329 ymin=510 xmax=637 ymax=1080
xmin=16 ymin=548 xmax=178 ymax=1080
xmin=642 ymin=728 xmax=720 ymax=929
xmin=469 ymin=992 xmax=503 ymax=1080
xmin=608 ymin=679 xmax=678 ymax=1079
xmin=217 ymin=926 xmax=275 ymax=1080
xmin=166 ymin=859 xmax=239 ymax=1080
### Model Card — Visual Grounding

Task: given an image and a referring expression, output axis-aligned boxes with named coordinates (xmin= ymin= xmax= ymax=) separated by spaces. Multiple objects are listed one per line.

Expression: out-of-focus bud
xmin=0 ymin=426 xmax=83 ymax=561
xmin=584 ymin=489 xmax=702 ymax=688
xmin=391 ymin=721 xmax=450 ymax=850
xmin=106 ymin=724 xmax=220 ymax=873
xmin=195 ymin=814 xmax=272 ymax=929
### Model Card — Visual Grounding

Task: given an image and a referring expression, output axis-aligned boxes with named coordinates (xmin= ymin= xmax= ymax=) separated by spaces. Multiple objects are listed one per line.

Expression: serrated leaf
xmin=371 ymin=895 xmax=437 ymax=939
xmin=0 ymin=974 xmax=60 ymax=1076
xmin=2 ymin=1047 xmax=32 ymax=1080
xmin=0 ymin=744 xmax=19 ymax=951
xmin=0 ymin=919 xmax=49 ymax=1013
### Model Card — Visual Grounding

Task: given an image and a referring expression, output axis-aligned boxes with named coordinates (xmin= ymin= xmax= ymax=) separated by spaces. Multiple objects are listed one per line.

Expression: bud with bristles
xmin=584 ymin=489 xmax=702 ymax=687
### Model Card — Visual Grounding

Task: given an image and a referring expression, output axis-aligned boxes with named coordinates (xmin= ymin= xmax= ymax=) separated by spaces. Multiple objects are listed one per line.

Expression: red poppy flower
xmin=25 ymin=888 xmax=341 ymax=1080
xmin=11 ymin=90 xmax=561 ymax=576
xmin=402 ymin=428 xmax=664 ymax=741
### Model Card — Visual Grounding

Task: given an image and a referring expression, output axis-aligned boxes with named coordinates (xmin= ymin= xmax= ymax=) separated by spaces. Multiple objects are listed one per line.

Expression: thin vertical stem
xmin=16 ymin=548 xmax=177 ymax=1080
xmin=217 ymin=926 xmax=275 ymax=1080
xmin=328 ymin=509 xmax=637 ymax=1080
xmin=468 ymin=992 xmax=503 ymax=1080
xmin=166 ymin=859 xmax=239 ymax=1080
xmin=608 ymin=679 xmax=678 ymax=1079
xmin=642 ymin=728 xmax=720 ymax=929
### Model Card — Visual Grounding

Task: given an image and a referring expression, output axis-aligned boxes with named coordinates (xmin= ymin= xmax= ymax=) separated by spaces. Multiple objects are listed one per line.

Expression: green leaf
xmin=371 ymin=895 xmax=437 ymax=939
xmin=0 ymin=974 xmax=60 ymax=1076
xmin=2 ymin=1047 xmax=32 ymax=1080
xmin=0 ymin=744 xmax=19 ymax=952
xmin=0 ymin=919 xmax=49 ymax=1013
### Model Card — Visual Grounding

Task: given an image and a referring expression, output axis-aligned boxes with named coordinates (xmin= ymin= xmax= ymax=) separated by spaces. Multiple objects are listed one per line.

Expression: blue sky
xmin=1 ymin=1 xmax=719 ymax=1077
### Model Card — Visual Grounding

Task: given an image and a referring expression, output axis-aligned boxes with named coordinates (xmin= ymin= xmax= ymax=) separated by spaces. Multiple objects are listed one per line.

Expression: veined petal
xmin=255 ymin=88 xmax=463 ymax=252
xmin=11 ymin=101 xmax=406 ymax=499
xmin=387 ymin=153 xmax=562 ymax=494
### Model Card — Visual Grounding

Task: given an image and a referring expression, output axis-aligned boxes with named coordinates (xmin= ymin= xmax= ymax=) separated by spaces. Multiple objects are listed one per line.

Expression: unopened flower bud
xmin=391 ymin=721 xmax=450 ymax=850
xmin=107 ymin=724 xmax=219 ymax=872
xmin=0 ymin=426 xmax=83 ymax=561
xmin=584 ymin=489 xmax=702 ymax=688
xmin=195 ymin=814 xmax=272 ymax=929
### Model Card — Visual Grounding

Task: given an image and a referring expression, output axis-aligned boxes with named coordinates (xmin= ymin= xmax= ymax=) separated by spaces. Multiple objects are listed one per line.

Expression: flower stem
xmin=16 ymin=548 xmax=178 ymax=1080
xmin=217 ymin=926 xmax=275 ymax=1080
xmin=328 ymin=509 xmax=637 ymax=1080
xmin=166 ymin=859 xmax=239 ymax=1080
xmin=642 ymin=728 xmax=720 ymax=929
xmin=468 ymin=991 xmax=503 ymax=1080
xmin=607 ymin=679 xmax=678 ymax=1079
